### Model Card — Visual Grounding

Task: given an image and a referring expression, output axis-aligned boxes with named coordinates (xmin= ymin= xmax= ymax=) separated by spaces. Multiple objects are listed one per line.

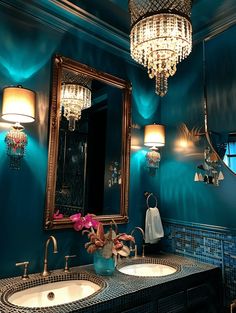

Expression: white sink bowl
xmin=4 ymin=272 xmax=106 ymax=309
xmin=8 ymin=279 xmax=101 ymax=308
xmin=117 ymin=258 xmax=178 ymax=277
xmin=118 ymin=263 xmax=177 ymax=277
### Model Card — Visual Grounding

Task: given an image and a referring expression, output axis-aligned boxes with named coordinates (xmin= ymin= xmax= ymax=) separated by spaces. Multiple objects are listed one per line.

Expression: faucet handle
xmin=129 ymin=242 xmax=138 ymax=258
xmin=64 ymin=255 xmax=76 ymax=273
xmin=142 ymin=244 xmax=145 ymax=258
xmin=16 ymin=261 xmax=30 ymax=280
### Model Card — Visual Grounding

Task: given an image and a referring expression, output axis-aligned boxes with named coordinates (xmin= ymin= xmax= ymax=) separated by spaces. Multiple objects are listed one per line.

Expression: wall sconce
xmin=194 ymin=147 xmax=224 ymax=186
xmin=144 ymin=124 xmax=165 ymax=174
xmin=1 ymin=85 xmax=36 ymax=169
xmin=60 ymin=83 xmax=91 ymax=132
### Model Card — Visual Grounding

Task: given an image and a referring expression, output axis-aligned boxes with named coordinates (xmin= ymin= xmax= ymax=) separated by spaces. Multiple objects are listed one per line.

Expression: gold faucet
xmin=41 ymin=235 xmax=58 ymax=277
xmin=16 ymin=261 xmax=30 ymax=280
xmin=130 ymin=227 xmax=145 ymax=258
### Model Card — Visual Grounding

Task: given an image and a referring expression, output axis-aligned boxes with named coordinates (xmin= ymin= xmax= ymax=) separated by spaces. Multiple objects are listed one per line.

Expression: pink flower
xmin=70 ymin=213 xmax=135 ymax=257
xmin=53 ymin=210 xmax=64 ymax=219
xmin=74 ymin=221 xmax=85 ymax=231
xmin=70 ymin=213 xmax=98 ymax=232
xmin=70 ymin=213 xmax=82 ymax=222
xmin=84 ymin=214 xmax=99 ymax=229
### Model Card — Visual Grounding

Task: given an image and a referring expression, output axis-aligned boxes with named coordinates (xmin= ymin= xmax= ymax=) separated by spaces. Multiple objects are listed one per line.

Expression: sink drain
xmin=47 ymin=292 xmax=55 ymax=301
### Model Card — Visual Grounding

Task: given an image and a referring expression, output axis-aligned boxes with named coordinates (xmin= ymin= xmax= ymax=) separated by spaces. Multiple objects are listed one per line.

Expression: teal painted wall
xmin=0 ymin=4 xmax=158 ymax=279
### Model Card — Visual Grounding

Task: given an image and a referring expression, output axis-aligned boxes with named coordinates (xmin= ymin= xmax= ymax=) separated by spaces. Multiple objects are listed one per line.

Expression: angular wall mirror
xmin=44 ymin=55 xmax=131 ymax=229
xmin=204 ymin=24 xmax=236 ymax=176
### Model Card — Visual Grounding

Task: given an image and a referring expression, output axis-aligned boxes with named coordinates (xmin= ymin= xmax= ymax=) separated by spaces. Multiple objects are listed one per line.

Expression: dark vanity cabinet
xmin=118 ymin=268 xmax=222 ymax=313
xmin=121 ymin=285 xmax=221 ymax=313
xmin=157 ymin=283 xmax=220 ymax=313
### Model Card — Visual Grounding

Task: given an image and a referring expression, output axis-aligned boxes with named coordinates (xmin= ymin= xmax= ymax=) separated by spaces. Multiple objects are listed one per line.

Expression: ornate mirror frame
xmin=44 ymin=55 xmax=131 ymax=230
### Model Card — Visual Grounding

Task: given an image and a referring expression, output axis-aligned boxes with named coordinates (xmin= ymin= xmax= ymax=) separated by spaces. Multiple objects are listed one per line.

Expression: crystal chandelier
xmin=61 ymin=83 xmax=91 ymax=131
xmin=129 ymin=0 xmax=192 ymax=96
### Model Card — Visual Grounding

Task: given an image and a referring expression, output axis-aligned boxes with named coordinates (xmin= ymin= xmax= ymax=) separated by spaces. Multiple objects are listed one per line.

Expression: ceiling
xmin=1 ymin=0 xmax=236 ymax=61
xmin=67 ymin=0 xmax=129 ymax=33
xmin=64 ymin=0 xmax=236 ymax=37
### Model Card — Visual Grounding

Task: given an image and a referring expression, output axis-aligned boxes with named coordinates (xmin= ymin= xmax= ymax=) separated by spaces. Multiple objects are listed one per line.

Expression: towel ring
xmin=146 ymin=193 xmax=157 ymax=209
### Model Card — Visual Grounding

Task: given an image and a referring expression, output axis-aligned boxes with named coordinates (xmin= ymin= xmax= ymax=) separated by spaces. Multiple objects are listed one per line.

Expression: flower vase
xmin=93 ymin=249 xmax=115 ymax=276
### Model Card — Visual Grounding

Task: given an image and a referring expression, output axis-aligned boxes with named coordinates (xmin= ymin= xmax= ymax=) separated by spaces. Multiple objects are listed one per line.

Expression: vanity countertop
xmin=0 ymin=253 xmax=222 ymax=313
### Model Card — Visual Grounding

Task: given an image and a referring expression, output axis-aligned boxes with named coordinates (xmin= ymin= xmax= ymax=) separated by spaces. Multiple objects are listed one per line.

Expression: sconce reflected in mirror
xmin=1 ymin=85 xmax=36 ymax=169
xmin=174 ymin=123 xmax=201 ymax=155
xmin=144 ymin=124 xmax=165 ymax=175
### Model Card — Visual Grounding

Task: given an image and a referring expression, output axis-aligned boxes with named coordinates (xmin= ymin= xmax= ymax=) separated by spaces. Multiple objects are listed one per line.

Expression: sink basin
xmin=8 ymin=279 xmax=100 ymax=308
xmin=117 ymin=257 xmax=179 ymax=277
xmin=118 ymin=263 xmax=177 ymax=277
xmin=3 ymin=272 xmax=106 ymax=309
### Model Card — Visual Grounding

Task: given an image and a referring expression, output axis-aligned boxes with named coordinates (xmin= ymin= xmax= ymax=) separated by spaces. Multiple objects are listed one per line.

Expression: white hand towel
xmin=145 ymin=207 xmax=164 ymax=244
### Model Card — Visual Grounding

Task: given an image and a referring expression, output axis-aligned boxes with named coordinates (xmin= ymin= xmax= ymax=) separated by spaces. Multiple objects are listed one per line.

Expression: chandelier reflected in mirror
xmin=129 ymin=0 xmax=192 ymax=96
xmin=61 ymin=71 xmax=91 ymax=131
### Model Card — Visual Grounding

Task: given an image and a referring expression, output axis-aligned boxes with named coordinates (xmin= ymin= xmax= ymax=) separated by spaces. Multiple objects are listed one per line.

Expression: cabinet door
xmin=158 ymin=291 xmax=187 ymax=313
xmin=187 ymin=283 xmax=219 ymax=313
xmin=121 ymin=301 xmax=157 ymax=313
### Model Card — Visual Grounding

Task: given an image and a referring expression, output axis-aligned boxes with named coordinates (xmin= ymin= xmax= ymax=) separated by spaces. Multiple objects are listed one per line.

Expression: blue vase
xmin=93 ymin=249 xmax=115 ymax=276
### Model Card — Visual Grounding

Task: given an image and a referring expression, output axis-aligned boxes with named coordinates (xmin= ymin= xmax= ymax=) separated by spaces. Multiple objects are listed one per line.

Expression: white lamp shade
xmin=144 ymin=124 xmax=165 ymax=147
xmin=1 ymin=86 xmax=36 ymax=123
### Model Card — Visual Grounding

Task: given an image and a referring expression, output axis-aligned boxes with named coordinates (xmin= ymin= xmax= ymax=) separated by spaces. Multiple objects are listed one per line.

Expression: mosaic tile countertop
xmin=0 ymin=253 xmax=221 ymax=313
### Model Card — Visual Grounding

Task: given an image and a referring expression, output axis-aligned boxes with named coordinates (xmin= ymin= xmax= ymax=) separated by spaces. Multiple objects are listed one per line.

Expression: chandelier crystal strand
xmin=129 ymin=0 xmax=192 ymax=96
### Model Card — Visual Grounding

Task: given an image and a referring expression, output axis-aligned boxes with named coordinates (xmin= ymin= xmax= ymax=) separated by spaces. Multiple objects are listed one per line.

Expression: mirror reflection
xmin=44 ymin=55 xmax=131 ymax=229
xmin=204 ymin=25 xmax=236 ymax=174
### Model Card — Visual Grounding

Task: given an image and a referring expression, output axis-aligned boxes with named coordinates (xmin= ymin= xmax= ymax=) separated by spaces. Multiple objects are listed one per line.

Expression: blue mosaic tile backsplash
xmin=162 ymin=220 xmax=236 ymax=306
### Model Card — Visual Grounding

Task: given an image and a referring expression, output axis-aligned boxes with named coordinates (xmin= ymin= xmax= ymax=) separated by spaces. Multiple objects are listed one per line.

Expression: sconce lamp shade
xmin=144 ymin=124 xmax=165 ymax=147
xmin=1 ymin=86 xmax=36 ymax=123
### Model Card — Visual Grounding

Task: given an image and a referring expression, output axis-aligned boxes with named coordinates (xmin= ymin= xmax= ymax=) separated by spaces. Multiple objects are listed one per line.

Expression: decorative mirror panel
xmin=204 ymin=24 xmax=236 ymax=175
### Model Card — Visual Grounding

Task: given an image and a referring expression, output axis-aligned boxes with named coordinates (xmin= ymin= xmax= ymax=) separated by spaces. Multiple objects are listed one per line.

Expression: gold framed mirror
xmin=44 ymin=55 xmax=131 ymax=230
